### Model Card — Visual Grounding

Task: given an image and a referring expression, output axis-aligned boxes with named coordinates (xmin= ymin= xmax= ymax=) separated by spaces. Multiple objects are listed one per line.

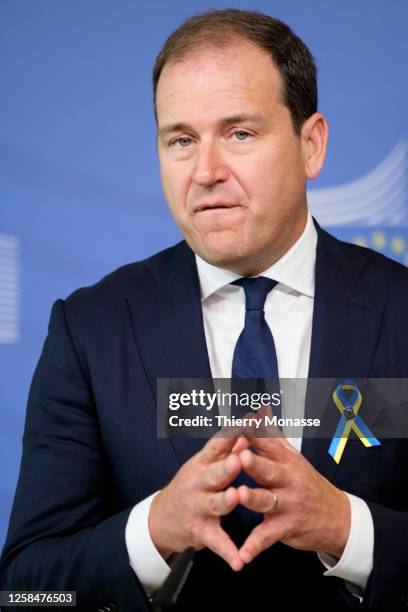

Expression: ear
xmin=300 ymin=113 xmax=329 ymax=180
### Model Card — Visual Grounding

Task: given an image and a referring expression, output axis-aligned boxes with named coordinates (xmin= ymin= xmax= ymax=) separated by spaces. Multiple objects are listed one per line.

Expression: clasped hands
xmin=149 ymin=415 xmax=351 ymax=572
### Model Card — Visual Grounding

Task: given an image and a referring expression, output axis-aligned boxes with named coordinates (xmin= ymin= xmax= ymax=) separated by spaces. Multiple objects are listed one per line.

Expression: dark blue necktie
xmin=225 ymin=277 xmax=281 ymax=533
xmin=231 ymin=276 xmax=280 ymax=418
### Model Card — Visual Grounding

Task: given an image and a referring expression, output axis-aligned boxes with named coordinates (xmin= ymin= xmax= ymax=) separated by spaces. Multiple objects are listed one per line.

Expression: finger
xmin=239 ymin=450 xmax=283 ymax=487
xmin=248 ymin=436 xmax=296 ymax=461
xmin=200 ymin=434 xmax=241 ymax=463
xmin=199 ymin=453 xmax=242 ymax=490
xmin=199 ymin=523 xmax=244 ymax=571
xmin=253 ymin=405 xmax=284 ymax=439
xmin=218 ymin=416 xmax=256 ymax=439
xmin=239 ymin=519 xmax=287 ymax=564
xmin=254 ymin=420 xmax=301 ymax=453
xmin=255 ymin=404 xmax=274 ymax=421
xmin=238 ymin=485 xmax=280 ymax=514
xmin=231 ymin=436 xmax=250 ymax=454
xmin=204 ymin=486 xmax=240 ymax=516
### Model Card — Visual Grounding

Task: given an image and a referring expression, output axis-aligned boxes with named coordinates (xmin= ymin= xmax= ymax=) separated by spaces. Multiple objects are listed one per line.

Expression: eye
xmin=171 ymin=136 xmax=192 ymax=147
xmin=233 ymin=130 xmax=251 ymax=141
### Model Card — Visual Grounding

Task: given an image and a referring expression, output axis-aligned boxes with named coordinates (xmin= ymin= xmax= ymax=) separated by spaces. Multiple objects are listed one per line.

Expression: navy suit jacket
xmin=1 ymin=225 xmax=408 ymax=611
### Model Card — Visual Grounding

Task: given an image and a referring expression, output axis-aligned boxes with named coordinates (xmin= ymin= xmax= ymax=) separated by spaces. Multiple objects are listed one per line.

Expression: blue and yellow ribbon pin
xmin=328 ymin=380 xmax=380 ymax=464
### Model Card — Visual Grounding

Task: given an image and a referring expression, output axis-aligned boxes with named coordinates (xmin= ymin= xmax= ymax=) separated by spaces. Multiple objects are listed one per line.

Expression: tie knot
xmin=233 ymin=276 xmax=277 ymax=310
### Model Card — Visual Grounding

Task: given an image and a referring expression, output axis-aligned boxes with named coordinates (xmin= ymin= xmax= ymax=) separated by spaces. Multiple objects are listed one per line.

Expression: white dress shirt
xmin=125 ymin=214 xmax=373 ymax=598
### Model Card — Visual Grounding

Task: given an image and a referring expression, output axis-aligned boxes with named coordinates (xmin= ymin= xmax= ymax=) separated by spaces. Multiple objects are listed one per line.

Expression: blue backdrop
xmin=1 ymin=0 xmax=407 ymax=549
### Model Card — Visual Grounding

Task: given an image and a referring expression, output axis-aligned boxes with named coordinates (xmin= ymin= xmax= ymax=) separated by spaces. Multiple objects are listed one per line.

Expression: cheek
xmin=233 ymin=156 xmax=281 ymax=216
xmin=247 ymin=151 xmax=304 ymax=214
xmin=160 ymin=163 xmax=190 ymax=215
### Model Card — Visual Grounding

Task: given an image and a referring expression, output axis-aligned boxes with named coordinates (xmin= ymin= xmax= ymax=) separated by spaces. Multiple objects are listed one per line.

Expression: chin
xmin=185 ymin=228 xmax=251 ymax=269
xmin=197 ymin=243 xmax=249 ymax=270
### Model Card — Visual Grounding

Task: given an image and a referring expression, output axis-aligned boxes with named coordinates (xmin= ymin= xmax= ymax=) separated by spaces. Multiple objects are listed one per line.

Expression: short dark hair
xmin=152 ymin=9 xmax=318 ymax=135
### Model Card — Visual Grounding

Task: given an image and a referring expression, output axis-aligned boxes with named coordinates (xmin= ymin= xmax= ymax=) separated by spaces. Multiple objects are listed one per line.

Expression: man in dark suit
xmin=1 ymin=9 xmax=408 ymax=612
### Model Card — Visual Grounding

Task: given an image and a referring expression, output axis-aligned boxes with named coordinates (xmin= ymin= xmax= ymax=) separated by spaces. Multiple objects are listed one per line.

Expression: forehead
xmin=155 ymin=42 xmax=285 ymax=125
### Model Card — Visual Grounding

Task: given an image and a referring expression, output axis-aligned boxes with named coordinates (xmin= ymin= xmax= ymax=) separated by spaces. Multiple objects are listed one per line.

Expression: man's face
xmin=156 ymin=41 xmax=310 ymax=274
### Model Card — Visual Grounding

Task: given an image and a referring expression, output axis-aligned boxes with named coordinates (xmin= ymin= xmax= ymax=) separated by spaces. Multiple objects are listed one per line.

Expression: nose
xmin=192 ymin=141 xmax=229 ymax=187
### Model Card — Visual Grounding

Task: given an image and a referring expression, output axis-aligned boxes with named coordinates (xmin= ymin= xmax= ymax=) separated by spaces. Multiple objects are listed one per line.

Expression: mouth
xmin=194 ymin=203 xmax=240 ymax=212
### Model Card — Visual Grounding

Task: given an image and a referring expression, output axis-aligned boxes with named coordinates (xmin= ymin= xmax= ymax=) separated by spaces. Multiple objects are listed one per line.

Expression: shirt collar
xmin=195 ymin=213 xmax=317 ymax=301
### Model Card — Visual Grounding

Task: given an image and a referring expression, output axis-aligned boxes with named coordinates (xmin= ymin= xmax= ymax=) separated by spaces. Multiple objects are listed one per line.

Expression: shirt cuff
xmin=318 ymin=493 xmax=373 ymax=591
xmin=125 ymin=491 xmax=171 ymax=596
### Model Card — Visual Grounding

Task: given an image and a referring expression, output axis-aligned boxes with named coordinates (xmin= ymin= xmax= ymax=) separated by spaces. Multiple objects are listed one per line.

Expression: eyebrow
xmin=158 ymin=113 xmax=265 ymax=138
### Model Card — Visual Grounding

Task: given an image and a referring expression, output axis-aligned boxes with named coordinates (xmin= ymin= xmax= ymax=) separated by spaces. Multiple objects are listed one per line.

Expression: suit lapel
xmin=126 ymin=241 xmax=213 ymax=464
xmin=302 ymin=225 xmax=386 ymax=480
